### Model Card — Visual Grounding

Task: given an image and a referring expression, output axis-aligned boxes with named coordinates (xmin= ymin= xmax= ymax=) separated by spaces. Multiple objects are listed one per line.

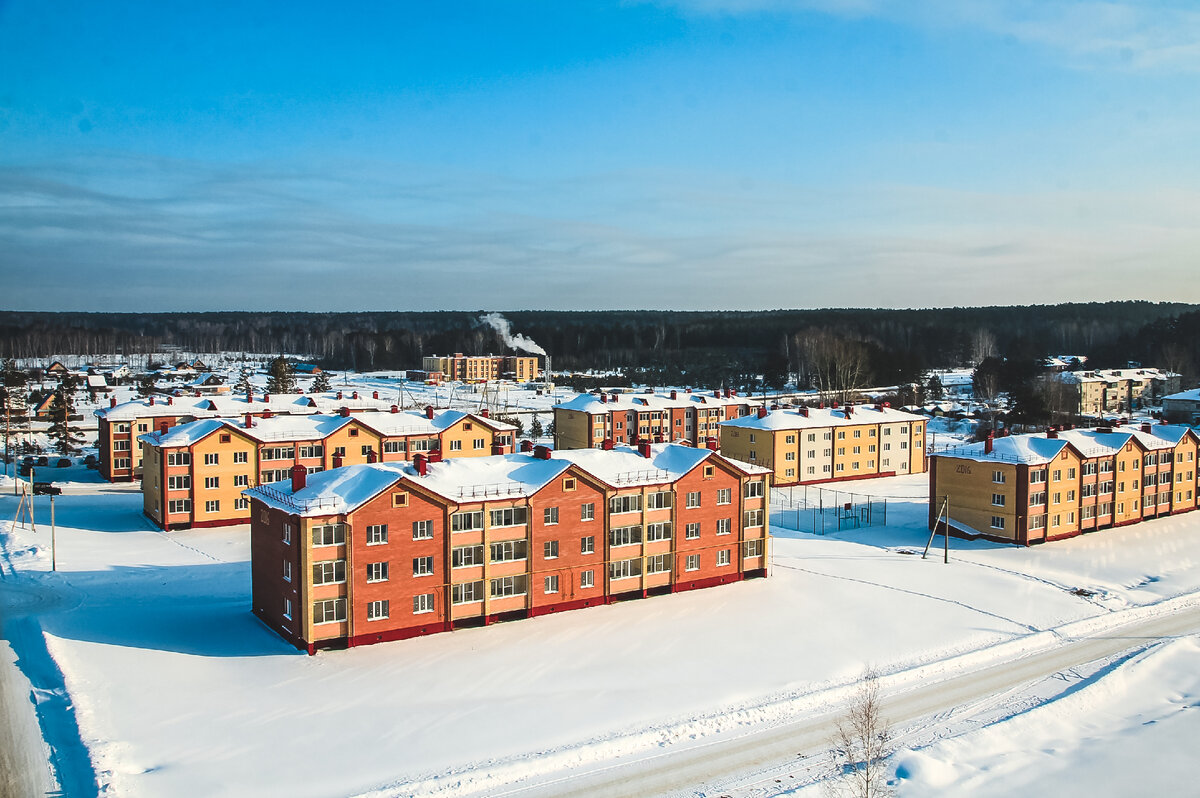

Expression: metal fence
xmin=770 ymin=484 xmax=888 ymax=535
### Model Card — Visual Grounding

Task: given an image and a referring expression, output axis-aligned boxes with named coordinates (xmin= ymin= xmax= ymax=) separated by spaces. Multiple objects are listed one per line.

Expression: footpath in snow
xmin=2 ymin=473 xmax=1200 ymax=797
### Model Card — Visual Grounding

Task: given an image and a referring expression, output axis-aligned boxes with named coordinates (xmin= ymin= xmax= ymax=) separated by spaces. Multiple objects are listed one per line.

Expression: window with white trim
xmin=413 ymin=594 xmax=434 ymax=614
xmin=367 ymin=600 xmax=390 ymax=620
xmin=312 ymin=560 xmax=346 ymax=585
xmin=452 ymin=581 xmax=484 ymax=604
xmin=412 ymin=556 xmax=434 ymax=576
xmin=313 ymin=598 xmax=345 ymax=624
xmin=367 ymin=524 xmax=388 ymax=545
xmin=366 ymin=562 xmax=389 ymax=582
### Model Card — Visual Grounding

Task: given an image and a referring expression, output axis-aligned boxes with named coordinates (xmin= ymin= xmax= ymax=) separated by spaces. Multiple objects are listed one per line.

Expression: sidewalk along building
xmin=719 ymin=403 xmax=927 ymax=486
xmin=139 ymin=407 xmax=517 ymax=530
xmin=421 ymin=353 xmax=539 ymax=383
xmin=929 ymin=422 xmax=1200 ymax=545
xmin=245 ymin=441 xmax=771 ymax=652
xmin=553 ymin=389 xmax=760 ymax=450
xmin=96 ymin=389 xmax=400 ymax=482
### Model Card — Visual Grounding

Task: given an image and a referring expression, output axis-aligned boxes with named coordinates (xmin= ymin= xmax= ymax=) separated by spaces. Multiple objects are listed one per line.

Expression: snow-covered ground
xmin=3 ymin=469 xmax=1200 ymax=796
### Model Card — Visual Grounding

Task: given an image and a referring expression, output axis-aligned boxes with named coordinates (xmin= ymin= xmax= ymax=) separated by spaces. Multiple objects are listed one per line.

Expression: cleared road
xmin=508 ymin=604 xmax=1200 ymax=798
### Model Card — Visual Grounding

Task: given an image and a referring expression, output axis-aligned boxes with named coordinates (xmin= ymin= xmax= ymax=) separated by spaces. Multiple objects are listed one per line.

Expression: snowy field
xmin=3 ymin=469 xmax=1200 ymax=795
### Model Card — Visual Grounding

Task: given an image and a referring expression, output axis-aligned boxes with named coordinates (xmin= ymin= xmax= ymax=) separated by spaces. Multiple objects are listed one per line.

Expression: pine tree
xmin=266 ymin=357 xmax=296 ymax=394
xmin=136 ymin=373 xmax=157 ymax=396
xmin=311 ymin=370 xmax=332 ymax=393
xmin=48 ymin=387 xmax=84 ymax=455
xmin=236 ymin=369 xmax=254 ymax=396
xmin=529 ymin=415 xmax=544 ymax=440
xmin=1 ymin=359 xmax=29 ymax=472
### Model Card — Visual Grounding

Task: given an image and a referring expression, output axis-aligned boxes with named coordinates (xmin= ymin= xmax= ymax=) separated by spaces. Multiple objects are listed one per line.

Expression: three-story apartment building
xmin=553 ymin=389 xmax=759 ymax=450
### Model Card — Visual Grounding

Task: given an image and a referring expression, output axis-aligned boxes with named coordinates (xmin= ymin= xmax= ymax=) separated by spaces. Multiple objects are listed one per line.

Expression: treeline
xmin=0 ymin=302 xmax=1197 ymax=390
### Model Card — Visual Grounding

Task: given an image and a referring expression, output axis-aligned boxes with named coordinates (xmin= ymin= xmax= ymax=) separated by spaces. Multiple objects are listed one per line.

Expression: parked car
xmin=32 ymin=482 xmax=62 ymax=496
xmin=36 ymin=456 xmax=49 ymax=466
xmin=84 ymin=454 xmax=97 ymax=465
xmin=56 ymin=458 xmax=72 ymax=468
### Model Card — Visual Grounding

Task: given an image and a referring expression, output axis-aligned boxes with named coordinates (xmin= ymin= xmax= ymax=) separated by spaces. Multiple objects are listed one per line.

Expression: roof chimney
xmin=1141 ymin=423 xmax=1152 ymax=433
xmin=638 ymin=442 xmax=653 ymax=459
xmin=706 ymin=436 xmax=718 ymax=451
xmin=533 ymin=445 xmax=552 ymax=460
xmin=654 ymin=434 xmax=664 ymax=443
xmin=413 ymin=453 xmax=427 ymax=476
xmin=984 ymin=432 xmax=994 ymax=455
xmin=480 ymin=408 xmax=489 ymax=418
xmin=352 ymin=391 xmax=358 ymax=400
xmin=110 ymin=396 xmax=117 ymax=408
xmin=390 ymin=405 xmax=399 ymax=414
xmin=166 ymin=395 xmax=174 ymax=405
xmin=366 ymin=449 xmax=378 ymax=464
xmin=264 ymin=393 xmax=270 ymax=403
xmin=425 ymin=405 xmax=434 ymax=419
xmin=670 ymin=390 xmax=677 ymax=400
xmin=244 ymin=413 xmax=253 ymax=429
xmin=602 ymin=438 xmax=614 ymax=450
xmin=148 ymin=396 xmax=155 ymax=406
xmin=262 ymin=409 xmax=273 ymax=419
xmin=291 ymin=463 xmax=307 ymax=492
xmin=520 ymin=440 xmax=534 ymax=452
xmin=799 ymin=407 xmax=809 ymax=418
xmin=724 ymin=388 xmax=731 ymax=398
xmin=600 ymin=393 xmax=607 ymax=403
xmin=159 ymin=421 xmax=169 ymax=434
xmin=713 ymin=390 xmax=720 ymax=398
xmin=491 ymin=443 xmax=504 ymax=455
xmin=428 ymin=448 xmax=443 ymax=463
xmin=340 ymin=406 xmax=350 ymax=418
xmin=337 ymin=391 xmax=343 ymax=400
xmin=1047 ymin=427 xmax=1058 ymax=439
xmin=845 ymin=405 xmax=853 ymax=417
xmin=757 ymin=406 xmax=768 ymax=419
xmin=883 ymin=401 xmax=891 ymax=408
xmin=372 ymin=391 xmax=378 ymax=400
xmin=332 ymin=453 xmax=343 ymax=469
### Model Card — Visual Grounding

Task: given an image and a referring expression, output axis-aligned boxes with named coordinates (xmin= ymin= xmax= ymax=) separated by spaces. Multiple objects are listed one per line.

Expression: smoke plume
xmin=479 ymin=313 xmax=547 ymax=356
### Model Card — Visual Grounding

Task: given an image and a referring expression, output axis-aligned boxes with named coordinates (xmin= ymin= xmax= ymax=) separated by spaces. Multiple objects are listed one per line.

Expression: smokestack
xmin=600 ymin=393 xmax=607 ymax=403
xmin=984 ymin=432 xmax=994 ymax=455
xmin=845 ymin=405 xmax=853 ymax=417
xmin=654 ymin=434 xmax=664 ymax=443
xmin=413 ymin=453 xmax=427 ymax=476
xmin=337 ymin=391 xmax=343 ymax=400
xmin=425 ymin=405 xmax=434 ymax=419
xmin=1047 ymin=427 xmax=1058 ymax=439
xmin=167 ymin=396 xmax=173 ymax=405
xmin=291 ymin=463 xmax=307 ymax=492
xmin=533 ymin=445 xmax=551 ymax=460
xmin=264 ymin=393 xmax=270 ymax=404
xmin=799 ymin=407 xmax=809 ymax=418
xmin=1141 ymin=423 xmax=1152 ymax=433
xmin=244 ymin=413 xmax=252 ymax=429
xmin=263 ymin=409 xmax=273 ymax=419
xmin=713 ymin=390 xmax=720 ymax=398
xmin=352 ymin=391 xmax=358 ymax=400
xmin=109 ymin=396 xmax=117 ymax=408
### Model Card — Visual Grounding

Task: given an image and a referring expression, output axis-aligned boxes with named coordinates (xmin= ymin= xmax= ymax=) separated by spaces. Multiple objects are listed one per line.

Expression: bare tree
xmin=826 ymin=669 xmax=893 ymax=798
xmin=798 ymin=329 xmax=870 ymax=405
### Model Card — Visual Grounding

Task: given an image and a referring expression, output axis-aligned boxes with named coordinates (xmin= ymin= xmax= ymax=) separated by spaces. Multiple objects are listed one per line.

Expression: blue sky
xmin=1 ymin=0 xmax=1198 ymax=311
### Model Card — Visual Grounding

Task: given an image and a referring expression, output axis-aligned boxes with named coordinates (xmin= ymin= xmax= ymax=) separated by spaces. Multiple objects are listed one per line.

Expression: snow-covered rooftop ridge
xmin=1059 ymin=367 xmax=1178 ymax=383
xmin=351 ymin=409 xmax=516 ymax=436
xmin=1164 ymin=387 xmax=1200 ymax=402
xmin=721 ymin=404 xmax=925 ymax=431
xmin=246 ymin=443 xmax=769 ymax=516
xmin=98 ymin=391 xmax=411 ymax=421
xmin=934 ymin=423 xmax=1196 ymax=465
xmin=555 ymin=390 xmax=758 ymax=413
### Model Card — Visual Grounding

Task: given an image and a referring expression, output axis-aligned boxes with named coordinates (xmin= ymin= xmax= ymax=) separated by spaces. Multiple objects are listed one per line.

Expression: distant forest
xmin=1 ymin=303 xmax=1197 ymax=391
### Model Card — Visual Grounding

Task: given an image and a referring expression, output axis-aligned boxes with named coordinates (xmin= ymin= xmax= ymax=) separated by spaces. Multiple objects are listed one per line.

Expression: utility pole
xmin=50 ymin=491 xmax=56 ymax=572
xmin=923 ymin=495 xmax=950 ymax=563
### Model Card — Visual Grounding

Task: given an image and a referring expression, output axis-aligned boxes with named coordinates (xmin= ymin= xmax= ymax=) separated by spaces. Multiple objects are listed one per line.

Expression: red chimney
xmin=425 ymin=405 xmax=434 ymax=420
xmin=263 ymin=410 xmax=273 ymax=419
xmin=883 ymin=401 xmax=891 ymax=408
xmin=757 ymin=406 xmax=768 ymax=419
xmin=291 ymin=463 xmax=307 ymax=492
xmin=638 ymin=442 xmax=653 ymax=459
xmin=413 ymin=453 xmax=427 ymax=476
xmin=600 ymin=394 xmax=608 ymax=403
xmin=602 ymin=438 xmax=614 ymax=450
xmin=845 ymin=405 xmax=853 ymax=417
xmin=336 ymin=391 xmax=343 ymax=400
xmin=109 ymin=396 xmax=117 ymax=408
xmin=352 ymin=391 xmax=359 ymax=400
xmin=491 ymin=443 xmax=503 ymax=455
xmin=670 ymin=390 xmax=678 ymax=400
xmin=372 ymin=391 xmax=379 ymax=400
xmin=1141 ymin=423 xmax=1152 ymax=433
xmin=520 ymin=440 xmax=534 ymax=452
xmin=148 ymin=396 xmax=155 ymax=406
xmin=713 ymin=390 xmax=720 ymax=398
xmin=481 ymin=408 xmax=489 ymax=418
xmin=724 ymin=388 xmax=731 ymax=398
xmin=244 ymin=413 xmax=252 ymax=429
xmin=332 ymin=453 xmax=343 ymax=469
xmin=264 ymin=393 xmax=271 ymax=404
xmin=428 ymin=448 xmax=443 ymax=463
xmin=1047 ymin=428 xmax=1058 ymax=439
xmin=533 ymin=445 xmax=552 ymax=460
xmin=340 ymin=407 xmax=350 ymax=418
xmin=159 ymin=421 xmax=169 ymax=434
xmin=390 ymin=405 xmax=399 ymax=414
xmin=167 ymin=396 xmax=173 ymax=405
xmin=799 ymin=407 xmax=809 ymax=418
xmin=706 ymin=436 xmax=718 ymax=451
xmin=366 ymin=449 xmax=377 ymax=464
xmin=984 ymin=432 xmax=994 ymax=455
xmin=654 ymin=434 xmax=664 ymax=443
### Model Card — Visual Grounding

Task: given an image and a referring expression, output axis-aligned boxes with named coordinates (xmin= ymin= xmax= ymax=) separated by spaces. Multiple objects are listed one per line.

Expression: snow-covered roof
xmin=721 ymin=405 xmax=925 ymax=432
xmin=137 ymin=418 xmax=231 ymax=448
xmin=245 ymin=443 xmax=769 ymax=517
xmin=352 ymin=409 xmax=516 ymax=437
xmin=555 ymin=391 xmax=757 ymax=414
xmin=96 ymin=392 xmax=397 ymax=422
xmin=1061 ymin=368 xmax=1178 ymax=384
xmin=934 ymin=423 xmax=1195 ymax=465
xmin=86 ymin=375 xmax=108 ymax=388
xmin=1164 ymin=388 xmax=1200 ymax=403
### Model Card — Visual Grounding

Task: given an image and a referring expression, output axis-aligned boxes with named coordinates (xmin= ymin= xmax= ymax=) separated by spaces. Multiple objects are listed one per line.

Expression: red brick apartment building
xmin=246 ymin=442 xmax=771 ymax=652
xmin=930 ymin=422 xmax=1200 ymax=545
xmin=553 ymin=389 xmax=760 ymax=450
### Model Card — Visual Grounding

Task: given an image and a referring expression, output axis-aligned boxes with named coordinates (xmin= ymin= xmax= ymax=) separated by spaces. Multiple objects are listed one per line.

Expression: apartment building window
xmin=205 ymin=476 xmax=219 ymax=489
xmin=367 ymin=600 xmax=390 ymax=620
xmin=283 ymin=598 xmax=292 ymax=620
xmin=1053 ymin=492 xmax=1061 ymax=504
xmin=366 ymin=562 xmax=389 ymax=582
xmin=452 ymin=545 xmax=484 ymax=568
xmin=743 ymin=539 xmax=764 ymax=558
xmin=167 ymin=475 xmax=190 ymax=490
xmin=312 ymin=523 xmax=346 ymax=546
xmin=312 ymin=560 xmax=346 ymax=585
xmin=448 ymin=440 xmax=463 ymax=451
xmin=580 ymin=535 xmax=595 ymax=555
xmin=489 ymin=507 xmax=528 ymax=528
xmin=716 ymin=549 xmax=731 ymax=567
xmin=413 ymin=594 xmax=435 ymax=615
xmin=282 ymin=523 xmax=291 ymax=544
xmin=1082 ymin=505 xmax=1097 ymax=520
xmin=580 ymin=570 xmax=595 ymax=589
xmin=360 ymin=445 xmax=373 ymax=457
xmin=451 ymin=511 xmax=484 ymax=532
xmin=383 ymin=441 xmax=406 ymax=454
xmin=744 ymin=480 xmax=765 ymax=499
xmin=993 ymin=470 xmax=1006 ymax=484
xmin=490 ymin=575 xmax=527 ymax=598
xmin=1052 ymin=469 xmax=1061 ymax=481
xmin=366 ymin=524 xmax=388 ymax=545
xmin=544 ymin=575 xmax=560 ymax=594
xmin=410 ymin=520 xmax=434 ymax=540
xmin=990 ymin=516 xmax=1005 ymax=530
xmin=544 ymin=540 xmax=559 ymax=559
xmin=836 ymin=464 xmax=845 ymax=472
xmin=837 ymin=448 xmax=845 ymax=456
xmin=452 ymin=581 xmax=484 ymax=604
xmin=824 ymin=449 xmax=832 ymax=457
xmin=686 ymin=491 xmax=701 ymax=508
xmin=610 ymin=525 xmax=642 ymax=547
xmin=716 ymin=518 xmax=732 ymax=535
xmin=313 ymin=598 xmax=346 ymax=625
xmin=1029 ymin=491 xmax=1046 ymax=506
xmin=205 ymin=500 xmax=220 ymax=513
xmin=1100 ymin=460 xmax=1114 ymax=473
xmin=992 ymin=494 xmax=1006 ymax=507
xmin=1082 ymin=462 xmax=1097 ymax=476
xmin=1067 ymin=490 xmax=1076 ymax=501
xmin=166 ymin=452 xmax=191 ymax=466
xmin=646 ymin=554 xmax=670 ymax=574
xmin=609 ymin=558 xmax=642 ymax=581
xmin=412 ymin=556 xmax=435 ymax=576
xmin=471 ymin=438 xmax=486 ymax=450
xmin=646 ymin=522 xmax=672 ymax=542
xmin=204 ymin=453 xmax=219 ymax=466
xmin=1030 ymin=514 xmax=1047 ymax=530
xmin=234 ymin=497 xmax=249 ymax=511
xmin=716 ymin=488 xmax=731 ymax=505
xmin=744 ymin=509 xmax=764 ymax=527
xmin=489 ymin=540 xmax=527 ymax=563
xmin=282 ymin=560 xmax=292 ymax=582
xmin=544 ymin=507 xmax=559 ymax=526
xmin=261 ymin=447 xmax=294 ymax=461
xmin=112 ymin=440 xmax=131 ymax=451
xmin=1100 ymin=481 xmax=1114 ymax=494
xmin=685 ymin=554 xmax=701 ymax=572
xmin=837 ymin=431 xmax=846 ymax=440
xmin=234 ymin=474 xmax=249 ymax=487
xmin=646 ymin=491 xmax=672 ymax=510
xmin=610 ymin=494 xmax=642 ymax=514
xmin=852 ymin=446 xmax=861 ymax=455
